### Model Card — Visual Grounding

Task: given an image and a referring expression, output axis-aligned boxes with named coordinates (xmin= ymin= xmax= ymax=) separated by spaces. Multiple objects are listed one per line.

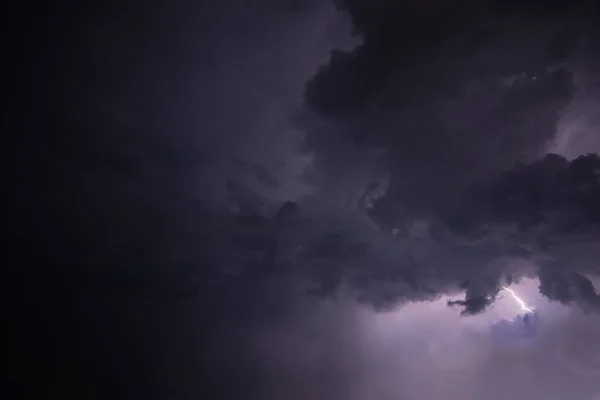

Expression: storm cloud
xmin=12 ymin=0 xmax=600 ymax=399
xmin=296 ymin=0 xmax=600 ymax=314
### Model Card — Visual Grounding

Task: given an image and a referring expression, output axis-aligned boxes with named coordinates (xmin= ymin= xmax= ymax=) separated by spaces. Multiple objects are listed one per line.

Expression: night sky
xmin=10 ymin=0 xmax=600 ymax=399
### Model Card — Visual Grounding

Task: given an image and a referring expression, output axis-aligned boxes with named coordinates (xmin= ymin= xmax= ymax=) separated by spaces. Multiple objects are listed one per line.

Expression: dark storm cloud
xmin=302 ymin=0 xmax=594 ymax=218
xmin=438 ymin=153 xmax=600 ymax=313
xmin=269 ymin=157 xmax=599 ymax=316
xmin=15 ymin=0 xmax=600 ymax=398
xmin=290 ymin=0 xmax=600 ymax=315
xmin=184 ymin=151 xmax=599 ymax=316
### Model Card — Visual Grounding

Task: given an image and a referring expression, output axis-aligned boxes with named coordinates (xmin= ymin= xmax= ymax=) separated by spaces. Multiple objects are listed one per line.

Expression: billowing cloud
xmin=303 ymin=0 xmax=591 ymax=217
xmin=15 ymin=0 xmax=600 ymax=399
xmin=296 ymin=0 xmax=599 ymax=314
xmin=225 ymin=154 xmax=599 ymax=316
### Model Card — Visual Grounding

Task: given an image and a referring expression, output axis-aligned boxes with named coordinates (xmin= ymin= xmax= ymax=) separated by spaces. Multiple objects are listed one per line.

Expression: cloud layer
xmin=13 ymin=0 xmax=600 ymax=399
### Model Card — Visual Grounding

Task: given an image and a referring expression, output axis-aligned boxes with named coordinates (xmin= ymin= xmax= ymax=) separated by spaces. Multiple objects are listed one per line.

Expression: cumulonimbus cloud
xmin=287 ymin=0 xmax=600 ymax=315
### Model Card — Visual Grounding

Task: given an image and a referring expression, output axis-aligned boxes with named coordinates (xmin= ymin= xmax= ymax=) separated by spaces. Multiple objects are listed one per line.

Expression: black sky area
xmin=8 ymin=0 xmax=600 ymax=399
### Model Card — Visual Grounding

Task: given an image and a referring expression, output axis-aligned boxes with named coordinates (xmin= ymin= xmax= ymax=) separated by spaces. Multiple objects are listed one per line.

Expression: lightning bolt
xmin=502 ymin=286 xmax=534 ymax=314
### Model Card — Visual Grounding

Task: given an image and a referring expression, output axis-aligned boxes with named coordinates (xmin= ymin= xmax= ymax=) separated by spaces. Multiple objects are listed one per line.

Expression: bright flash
xmin=502 ymin=286 xmax=534 ymax=314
